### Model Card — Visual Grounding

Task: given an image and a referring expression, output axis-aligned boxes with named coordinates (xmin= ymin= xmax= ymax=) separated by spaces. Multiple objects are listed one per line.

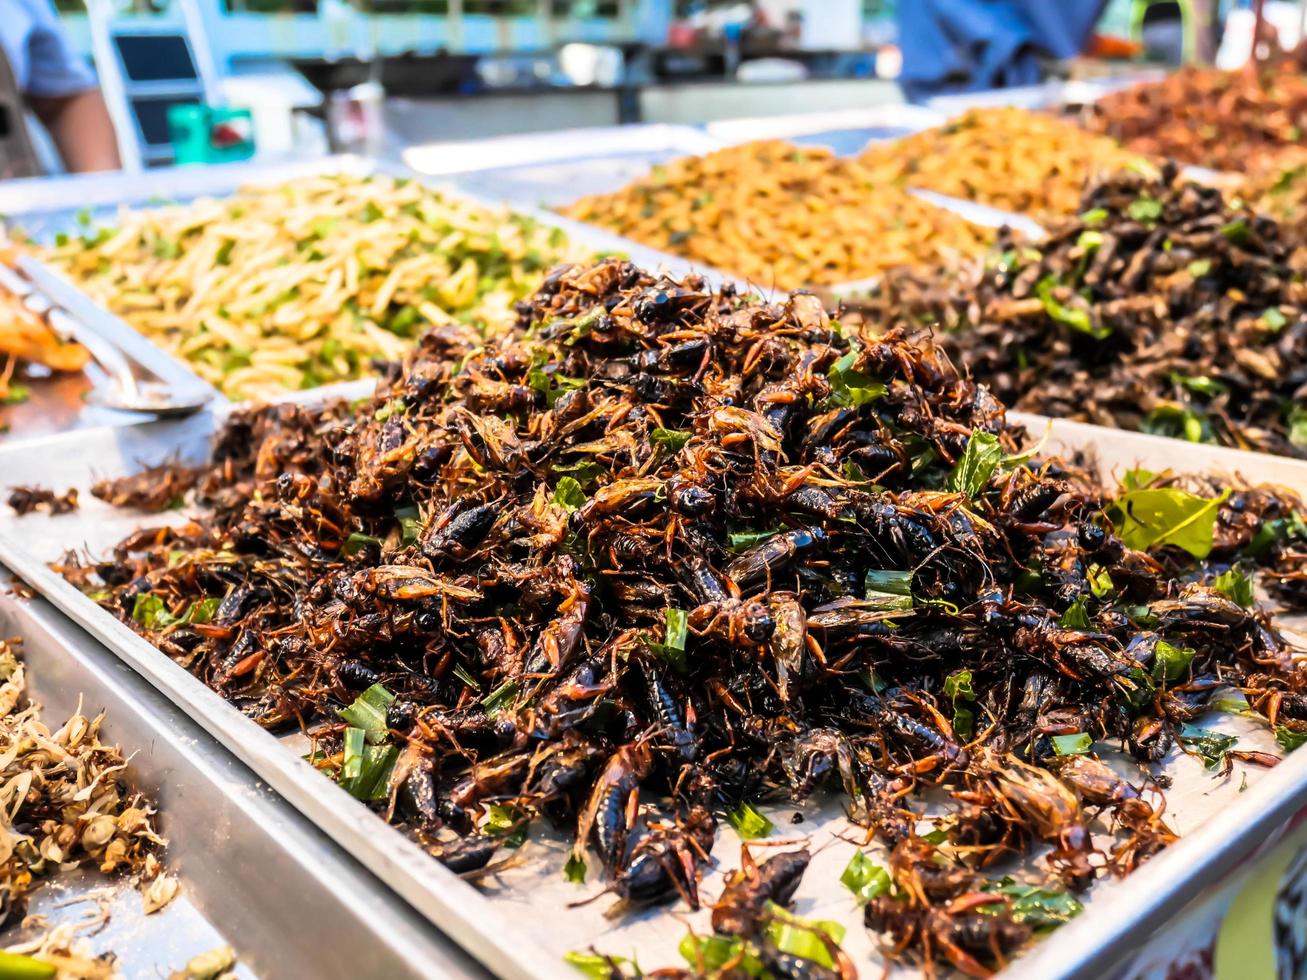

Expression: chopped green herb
xmin=0 ymin=950 xmax=57 ymax=980
xmin=1171 ymin=372 xmax=1226 ymax=397
xmin=1178 ymin=724 xmax=1238 ymax=770
xmin=1220 ymin=218 xmax=1252 ymax=245
xmin=765 ymin=904 xmax=846 ymax=970
xmin=1211 ymin=692 xmax=1261 ymax=719
xmin=1261 ymin=307 xmax=1289 ymax=332
xmin=553 ymin=476 xmax=588 ymax=513
xmin=1127 ymin=197 xmax=1162 ymax=224
xmin=395 ymin=504 xmax=422 ymax=545
xmin=1290 ymin=405 xmax=1307 ymax=450
xmin=726 ymin=801 xmax=774 ymax=839
xmin=550 ymin=459 xmax=604 ymax=486
xmin=1087 ymin=564 xmax=1114 ymax=599
xmin=947 ymin=431 xmax=1003 ymax=498
xmin=1120 ymin=667 xmax=1156 ymax=711
xmin=1141 ymin=403 xmax=1210 ymax=444
xmin=374 ymin=399 xmax=404 ymax=422
xmin=1051 ymin=733 xmax=1092 ymax=756
xmin=343 ymin=532 xmax=383 ymax=556
xmin=827 ymin=343 xmax=888 ymax=408
xmin=648 ymin=608 xmax=690 ymax=672
xmin=483 ymin=803 xmax=528 ymax=848
xmin=1186 ymin=259 xmax=1212 ymax=278
xmin=650 ymin=428 xmax=692 ymax=453
xmin=2 ymin=385 xmax=31 ymax=406
xmin=1210 ymin=568 xmax=1255 ymax=608
xmin=1059 ymin=598 xmax=1092 ymax=630
xmin=840 ymin=851 xmax=893 ymax=902
xmin=130 ymin=593 xmax=171 ymax=630
xmin=338 ymin=726 xmax=398 ymax=800
xmin=480 ymin=681 xmax=519 ymax=714
xmin=338 ymin=683 xmax=397 ymax=744
xmin=1035 ymin=276 xmax=1109 ymax=340
xmin=865 ymin=569 xmax=914 ymax=609
xmin=564 ymin=853 xmax=587 ymax=883
xmin=921 ymin=827 xmax=949 ymax=845
xmin=944 ymin=669 xmax=976 ymax=741
xmin=664 ymin=607 xmax=688 ymax=652
xmin=1107 ymin=485 xmax=1229 ymax=559
xmin=452 ymin=664 xmax=481 ymax=690
xmin=678 ymin=933 xmax=763 ymax=976
xmin=528 ymin=364 xmax=586 ymax=407
xmin=563 ymin=951 xmax=636 ymax=979
xmin=1152 ymin=640 xmax=1196 ymax=682
xmin=984 ymin=877 xmax=1084 ymax=930
xmin=1275 ymin=726 xmax=1307 ymax=752
xmin=728 ymin=528 xmax=782 ymax=552
xmin=1080 ymin=207 xmax=1109 ymax=226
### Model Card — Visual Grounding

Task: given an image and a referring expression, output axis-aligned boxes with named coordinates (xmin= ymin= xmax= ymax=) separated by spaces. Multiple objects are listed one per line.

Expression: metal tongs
xmin=0 ymin=259 xmax=210 ymax=417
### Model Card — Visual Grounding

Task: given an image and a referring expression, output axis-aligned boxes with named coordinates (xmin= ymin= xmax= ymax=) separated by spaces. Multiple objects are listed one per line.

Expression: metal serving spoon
xmin=0 ymin=262 xmax=210 ymax=417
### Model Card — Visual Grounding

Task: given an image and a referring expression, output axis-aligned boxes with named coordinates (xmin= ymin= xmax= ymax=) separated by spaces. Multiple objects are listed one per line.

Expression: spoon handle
xmin=0 ymin=262 xmax=142 ymax=405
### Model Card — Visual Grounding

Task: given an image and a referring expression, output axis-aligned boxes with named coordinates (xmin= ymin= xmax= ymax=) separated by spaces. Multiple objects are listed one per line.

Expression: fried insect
xmin=91 ymin=460 xmax=200 ymax=512
xmin=872 ymin=165 xmax=1307 ymax=460
xmin=7 ymin=485 xmax=78 ymax=515
xmin=55 ymin=260 xmax=1307 ymax=977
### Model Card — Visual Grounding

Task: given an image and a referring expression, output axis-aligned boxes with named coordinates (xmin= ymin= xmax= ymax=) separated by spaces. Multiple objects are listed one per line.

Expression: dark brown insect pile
xmin=1084 ymin=58 xmax=1307 ymax=171
xmin=58 ymin=261 xmax=1307 ymax=977
xmin=873 ymin=165 xmax=1307 ymax=461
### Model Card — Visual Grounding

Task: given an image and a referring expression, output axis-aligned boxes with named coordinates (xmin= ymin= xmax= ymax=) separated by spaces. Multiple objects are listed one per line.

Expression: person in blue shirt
xmin=0 ymin=0 xmax=120 ymax=175
xmin=897 ymin=0 xmax=1109 ymax=102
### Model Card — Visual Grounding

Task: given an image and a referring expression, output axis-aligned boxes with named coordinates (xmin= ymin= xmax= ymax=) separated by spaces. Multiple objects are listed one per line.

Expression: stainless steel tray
xmin=1 ymin=410 xmax=1305 ymax=979
xmin=0 ymin=153 xmax=724 ymax=450
xmin=706 ymin=104 xmax=948 ymax=156
xmin=402 ymin=124 xmax=726 ymax=212
xmin=924 ymin=73 xmax=1169 ymax=116
xmin=405 ymin=125 xmax=1041 ymax=301
xmin=0 ymin=582 xmax=485 ymax=979
xmin=0 ymin=153 xmax=718 ymax=285
xmin=0 ymin=255 xmax=216 ymax=445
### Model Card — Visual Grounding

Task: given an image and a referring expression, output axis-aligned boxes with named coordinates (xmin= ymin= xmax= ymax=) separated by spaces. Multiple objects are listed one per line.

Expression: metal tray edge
xmin=0 ymin=588 xmax=486 ymax=980
xmin=0 ymin=541 xmax=572 ymax=980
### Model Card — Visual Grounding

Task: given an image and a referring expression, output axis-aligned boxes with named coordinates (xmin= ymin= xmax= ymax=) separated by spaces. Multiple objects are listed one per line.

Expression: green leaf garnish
xmin=1051 ymin=733 xmax=1092 ymax=756
xmin=395 ymin=504 xmax=422 ymax=545
xmin=1107 ymin=485 xmax=1229 ymax=559
xmin=1152 ymin=640 xmax=1196 ymax=682
xmin=1210 ymin=568 xmax=1255 ymax=608
xmin=983 ymin=877 xmax=1083 ymax=930
xmin=483 ymin=803 xmax=529 ymax=848
xmin=840 ymin=851 xmax=893 ymax=902
xmin=564 ymin=853 xmax=587 ymax=883
xmin=728 ymin=528 xmax=782 ymax=552
xmin=343 ymin=532 xmax=383 ymax=556
xmin=947 ymin=431 xmax=1003 ymax=498
xmin=650 ymin=428 xmax=692 ymax=453
xmin=1276 ymin=727 xmax=1307 ymax=752
xmin=765 ymin=904 xmax=846 ymax=970
xmin=726 ymin=801 xmax=774 ymax=839
xmin=1178 ymin=724 xmax=1237 ymax=770
xmin=1035 ymin=276 xmax=1109 ymax=340
xmin=1127 ymin=197 xmax=1162 ymax=224
xmin=338 ymin=726 xmax=398 ymax=800
xmin=827 ymin=343 xmax=887 ymax=408
xmin=480 ymin=680 xmax=518 ymax=714
xmin=1059 ymin=598 xmax=1092 ymax=629
xmin=337 ymin=683 xmax=396 ymax=744
xmin=553 ymin=477 xmax=588 ymax=512
xmin=563 ymin=951 xmax=636 ymax=979
xmin=942 ymin=668 xmax=976 ymax=740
